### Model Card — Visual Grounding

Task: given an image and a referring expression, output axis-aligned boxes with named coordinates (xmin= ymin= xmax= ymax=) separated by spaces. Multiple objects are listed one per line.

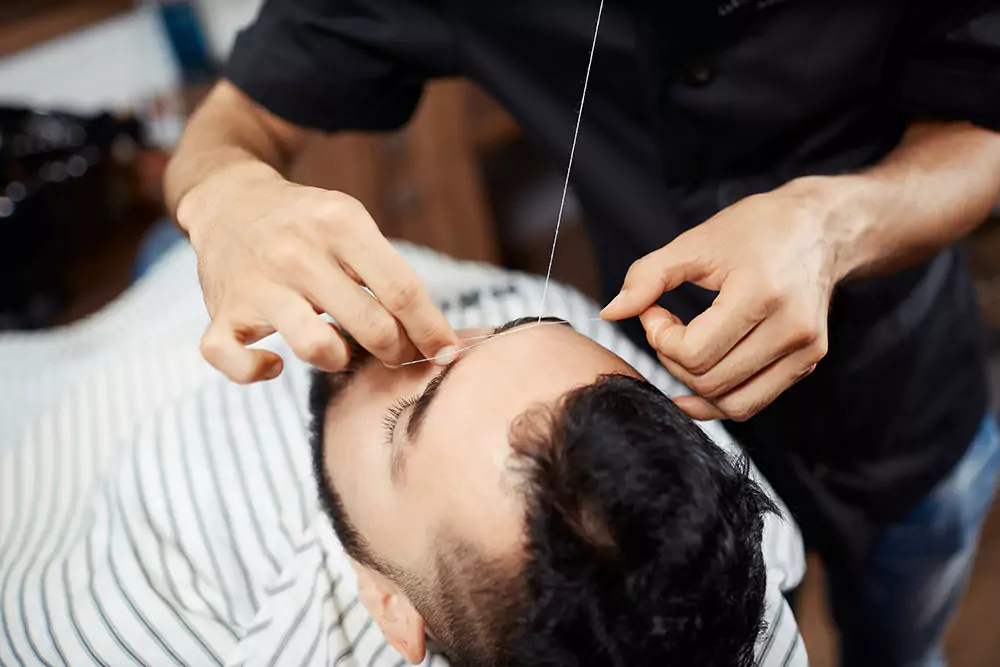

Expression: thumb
xmin=639 ymin=305 xmax=684 ymax=352
xmin=600 ymin=242 xmax=700 ymax=321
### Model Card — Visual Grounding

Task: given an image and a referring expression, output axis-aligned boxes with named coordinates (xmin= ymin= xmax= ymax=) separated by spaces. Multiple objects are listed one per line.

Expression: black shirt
xmin=226 ymin=0 xmax=1000 ymax=569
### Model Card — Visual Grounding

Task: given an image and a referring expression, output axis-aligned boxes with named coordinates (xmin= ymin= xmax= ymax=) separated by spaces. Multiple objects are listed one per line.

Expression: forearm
xmin=164 ymin=80 xmax=307 ymax=231
xmin=793 ymin=121 xmax=1000 ymax=281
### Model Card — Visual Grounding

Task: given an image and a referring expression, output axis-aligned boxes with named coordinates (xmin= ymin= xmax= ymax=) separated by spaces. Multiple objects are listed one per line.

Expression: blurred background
xmin=1 ymin=2 xmax=998 ymax=664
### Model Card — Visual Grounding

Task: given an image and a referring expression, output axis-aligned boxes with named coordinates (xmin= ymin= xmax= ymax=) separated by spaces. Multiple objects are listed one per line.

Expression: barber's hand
xmin=177 ymin=169 xmax=458 ymax=383
xmin=601 ymin=180 xmax=844 ymax=421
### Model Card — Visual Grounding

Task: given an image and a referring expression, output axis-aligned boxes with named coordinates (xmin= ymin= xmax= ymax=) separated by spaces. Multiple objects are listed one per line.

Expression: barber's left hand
xmin=601 ymin=179 xmax=845 ymax=422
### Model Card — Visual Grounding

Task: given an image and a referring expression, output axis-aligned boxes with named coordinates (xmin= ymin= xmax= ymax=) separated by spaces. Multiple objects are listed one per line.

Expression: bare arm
xmin=165 ymin=80 xmax=308 ymax=224
xmin=164 ymin=81 xmax=457 ymax=383
xmin=822 ymin=120 xmax=1000 ymax=281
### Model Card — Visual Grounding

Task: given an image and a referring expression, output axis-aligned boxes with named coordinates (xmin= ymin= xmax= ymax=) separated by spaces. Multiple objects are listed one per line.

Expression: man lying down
xmin=309 ymin=315 xmax=808 ymax=667
xmin=0 ymin=242 xmax=806 ymax=667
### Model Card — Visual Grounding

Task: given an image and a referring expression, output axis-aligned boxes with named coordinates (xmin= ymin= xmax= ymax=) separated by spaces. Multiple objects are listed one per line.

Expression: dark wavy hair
xmin=310 ymin=372 xmax=775 ymax=667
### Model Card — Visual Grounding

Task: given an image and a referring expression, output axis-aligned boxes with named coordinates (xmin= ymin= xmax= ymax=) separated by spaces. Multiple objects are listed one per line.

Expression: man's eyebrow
xmin=402 ymin=318 xmax=571 ymax=445
xmin=403 ymin=356 xmax=464 ymax=446
xmin=494 ymin=316 xmax=570 ymax=335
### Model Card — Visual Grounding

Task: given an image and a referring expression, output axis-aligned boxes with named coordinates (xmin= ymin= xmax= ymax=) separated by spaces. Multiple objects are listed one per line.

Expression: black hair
xmin=309 ymin=371 xmax=775 ymax=667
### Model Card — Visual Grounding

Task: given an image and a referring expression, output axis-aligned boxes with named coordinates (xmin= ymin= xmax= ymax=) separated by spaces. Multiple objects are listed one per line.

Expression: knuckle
xmin=807 ymin=337 xmax=829 ymax=362
xmin=719 ymin=394 xmax=762 ymax=422
xmin=315 ymin=194 xmax=367 ymax=226
xmin=200 ymin=336 xmax=253 ymax=384
xmin=303 ymin=212 xmax=334 ymax=237
xmin=384 ymin=279 xmax=422 ymax=313
xmin=365 ymin=316 xmax=402 ymax=353
xmin=624 ymin=258 xmax=649 ymax=285
xmin=296 ymin=330 xmax=334 ymax=364
xmin=312 ymin=200 xmax=348 ymax=227
xmin=679 ymin=348 xmax=713 ymax=375
xmin=688 ymin=359 xmax=714 ymax=376
xmin=787 ymin=322 xmax=819 ymax=348
xmin=726 ymin=402 xmax=758 ymax=422
xmin=755 ymin=280 xmax=783 ymax=312
xmin=689 ymin=374 xmax=723 ymax=399
xmin=327 ymin=343 xmax=350 ymax=369
xmin=344 ymin=195 xmax=371 ymax=219
xmin=409 ymin=322 xmax=442 ymax=347
xmin=626 ymin=258 xmax=644 ymax=275
xmin=267 ymin=240 xmax=307 ymax=273
xmin=199 ymin=334 xmax=224 ymax=363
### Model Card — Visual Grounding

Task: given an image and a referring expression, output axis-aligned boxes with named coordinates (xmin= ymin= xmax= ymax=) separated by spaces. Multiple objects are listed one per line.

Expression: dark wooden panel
xmin=0 ymin=0 xmax=133 ymax=58
xmin=288 ymin=80 xmax=508 ymax=264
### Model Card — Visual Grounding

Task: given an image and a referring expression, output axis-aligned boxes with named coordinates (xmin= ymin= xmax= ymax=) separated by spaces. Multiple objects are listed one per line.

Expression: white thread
xmin=387 ymin=1 xmax=607 ymax=369
xmin=386 ymin=316 xmax=607 ymax=368
xmin=536 ymin=0 xmax=605 ymax=324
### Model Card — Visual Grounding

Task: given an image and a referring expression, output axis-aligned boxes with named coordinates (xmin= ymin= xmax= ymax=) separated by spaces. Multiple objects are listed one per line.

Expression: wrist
xmin=781 ymin=174 xmax=883 ymax=283
xmin=176 ymin=162 xmax=283 ymax=243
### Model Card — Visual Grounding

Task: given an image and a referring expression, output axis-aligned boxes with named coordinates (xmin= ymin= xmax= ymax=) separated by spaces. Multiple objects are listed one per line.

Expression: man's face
xmin=322 ymin=319 xmax=638 ymax=581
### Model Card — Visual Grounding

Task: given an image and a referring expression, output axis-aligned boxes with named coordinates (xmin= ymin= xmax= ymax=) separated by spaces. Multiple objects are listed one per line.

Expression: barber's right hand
xmin=176 ymin=167 xmax=459 ymax=383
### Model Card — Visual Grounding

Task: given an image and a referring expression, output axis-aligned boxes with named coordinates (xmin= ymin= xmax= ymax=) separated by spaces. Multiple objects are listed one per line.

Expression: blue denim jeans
xmin=827 ymin=413 xmax=1000 ymax=667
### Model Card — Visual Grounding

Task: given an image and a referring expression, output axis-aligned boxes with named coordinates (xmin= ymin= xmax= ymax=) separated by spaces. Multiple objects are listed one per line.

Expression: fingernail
xmin=432 ymin=345 xmax=457 ymax=366
xmin=601 ymin=290 xmax=628 ymax=314
xmin=262 ymin=361 xmax=282 ymax=381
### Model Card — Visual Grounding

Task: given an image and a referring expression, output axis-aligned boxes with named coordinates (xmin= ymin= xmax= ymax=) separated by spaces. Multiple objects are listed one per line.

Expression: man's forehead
xmin=429 ymin=328 xmax=631 ymax=434
xmin=410 ymin=332 xmax=614 ymax=471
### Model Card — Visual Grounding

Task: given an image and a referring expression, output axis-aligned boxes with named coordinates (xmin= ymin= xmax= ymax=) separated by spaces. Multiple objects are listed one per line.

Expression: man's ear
xmin=353 ymin=563 xmax=427 ymax=664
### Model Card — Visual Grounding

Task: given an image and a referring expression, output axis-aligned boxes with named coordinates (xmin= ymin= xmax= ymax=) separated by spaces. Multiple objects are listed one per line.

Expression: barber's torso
xmin=228 ymin=0 xmax=994 ymax=567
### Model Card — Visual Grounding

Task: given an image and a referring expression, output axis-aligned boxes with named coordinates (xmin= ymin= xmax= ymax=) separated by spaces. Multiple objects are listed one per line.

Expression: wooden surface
xmin=0 ymin=0 xmax=132 ymax=57
xmin=290 ymin=80 xmax=513 ymax=264
xmin=172 ymin=78 xmax=513 ymax=263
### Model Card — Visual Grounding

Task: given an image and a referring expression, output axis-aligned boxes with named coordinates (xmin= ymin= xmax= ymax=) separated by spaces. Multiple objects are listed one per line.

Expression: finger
xmin=600 ymin=240 xmax=701 ymax=320
xmin=652 ymin=278 xmax=768 ymax=375
xmin=672 ymin=395 xmax=726 ymax=422
xmin=306 ymin=269 xmax=418 ymax=366
xmin=201 ymin=317 xmax=284 ymax=384
xmin=657 ymin=352 xmax=708 ymax=399
xmin=658 ymin=314 xmax=805 ymax=399
xmin=639 ymin=305 xmax=684 ymax=351
xmin=343 ymin=236 xmax=458 ymax=364
xmin=266 ymin=293 xmax=351 ymax=372
xmin=710 ymin=348 xmax=821 ymax=422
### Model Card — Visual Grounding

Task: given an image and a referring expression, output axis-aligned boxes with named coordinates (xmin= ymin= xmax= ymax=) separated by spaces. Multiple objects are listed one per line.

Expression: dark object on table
xmin=0 ymin=107 xmax=145 ymax=330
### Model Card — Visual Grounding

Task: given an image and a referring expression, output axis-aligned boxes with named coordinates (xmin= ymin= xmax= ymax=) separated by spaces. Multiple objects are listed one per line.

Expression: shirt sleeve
xmin=885 ymin=0 xmax=1000 ymax=131
xmin=225 ymin=0 xmax=456 ymax=133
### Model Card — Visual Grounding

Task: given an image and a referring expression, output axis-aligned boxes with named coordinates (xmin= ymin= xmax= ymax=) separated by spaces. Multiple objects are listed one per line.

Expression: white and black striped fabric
xmin=0 ymin=241 xmax=807 ymax=666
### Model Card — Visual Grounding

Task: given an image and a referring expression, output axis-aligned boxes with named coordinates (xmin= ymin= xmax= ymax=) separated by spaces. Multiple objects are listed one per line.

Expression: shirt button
xmin=813 ymin=464 xmax=828 ymax=480
xmin=682 ymin=57 xmax=716 ymax=86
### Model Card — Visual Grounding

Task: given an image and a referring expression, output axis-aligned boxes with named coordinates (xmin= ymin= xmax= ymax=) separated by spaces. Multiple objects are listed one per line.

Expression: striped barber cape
xmin=0 ymin=241 xmax=807 ymax=666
